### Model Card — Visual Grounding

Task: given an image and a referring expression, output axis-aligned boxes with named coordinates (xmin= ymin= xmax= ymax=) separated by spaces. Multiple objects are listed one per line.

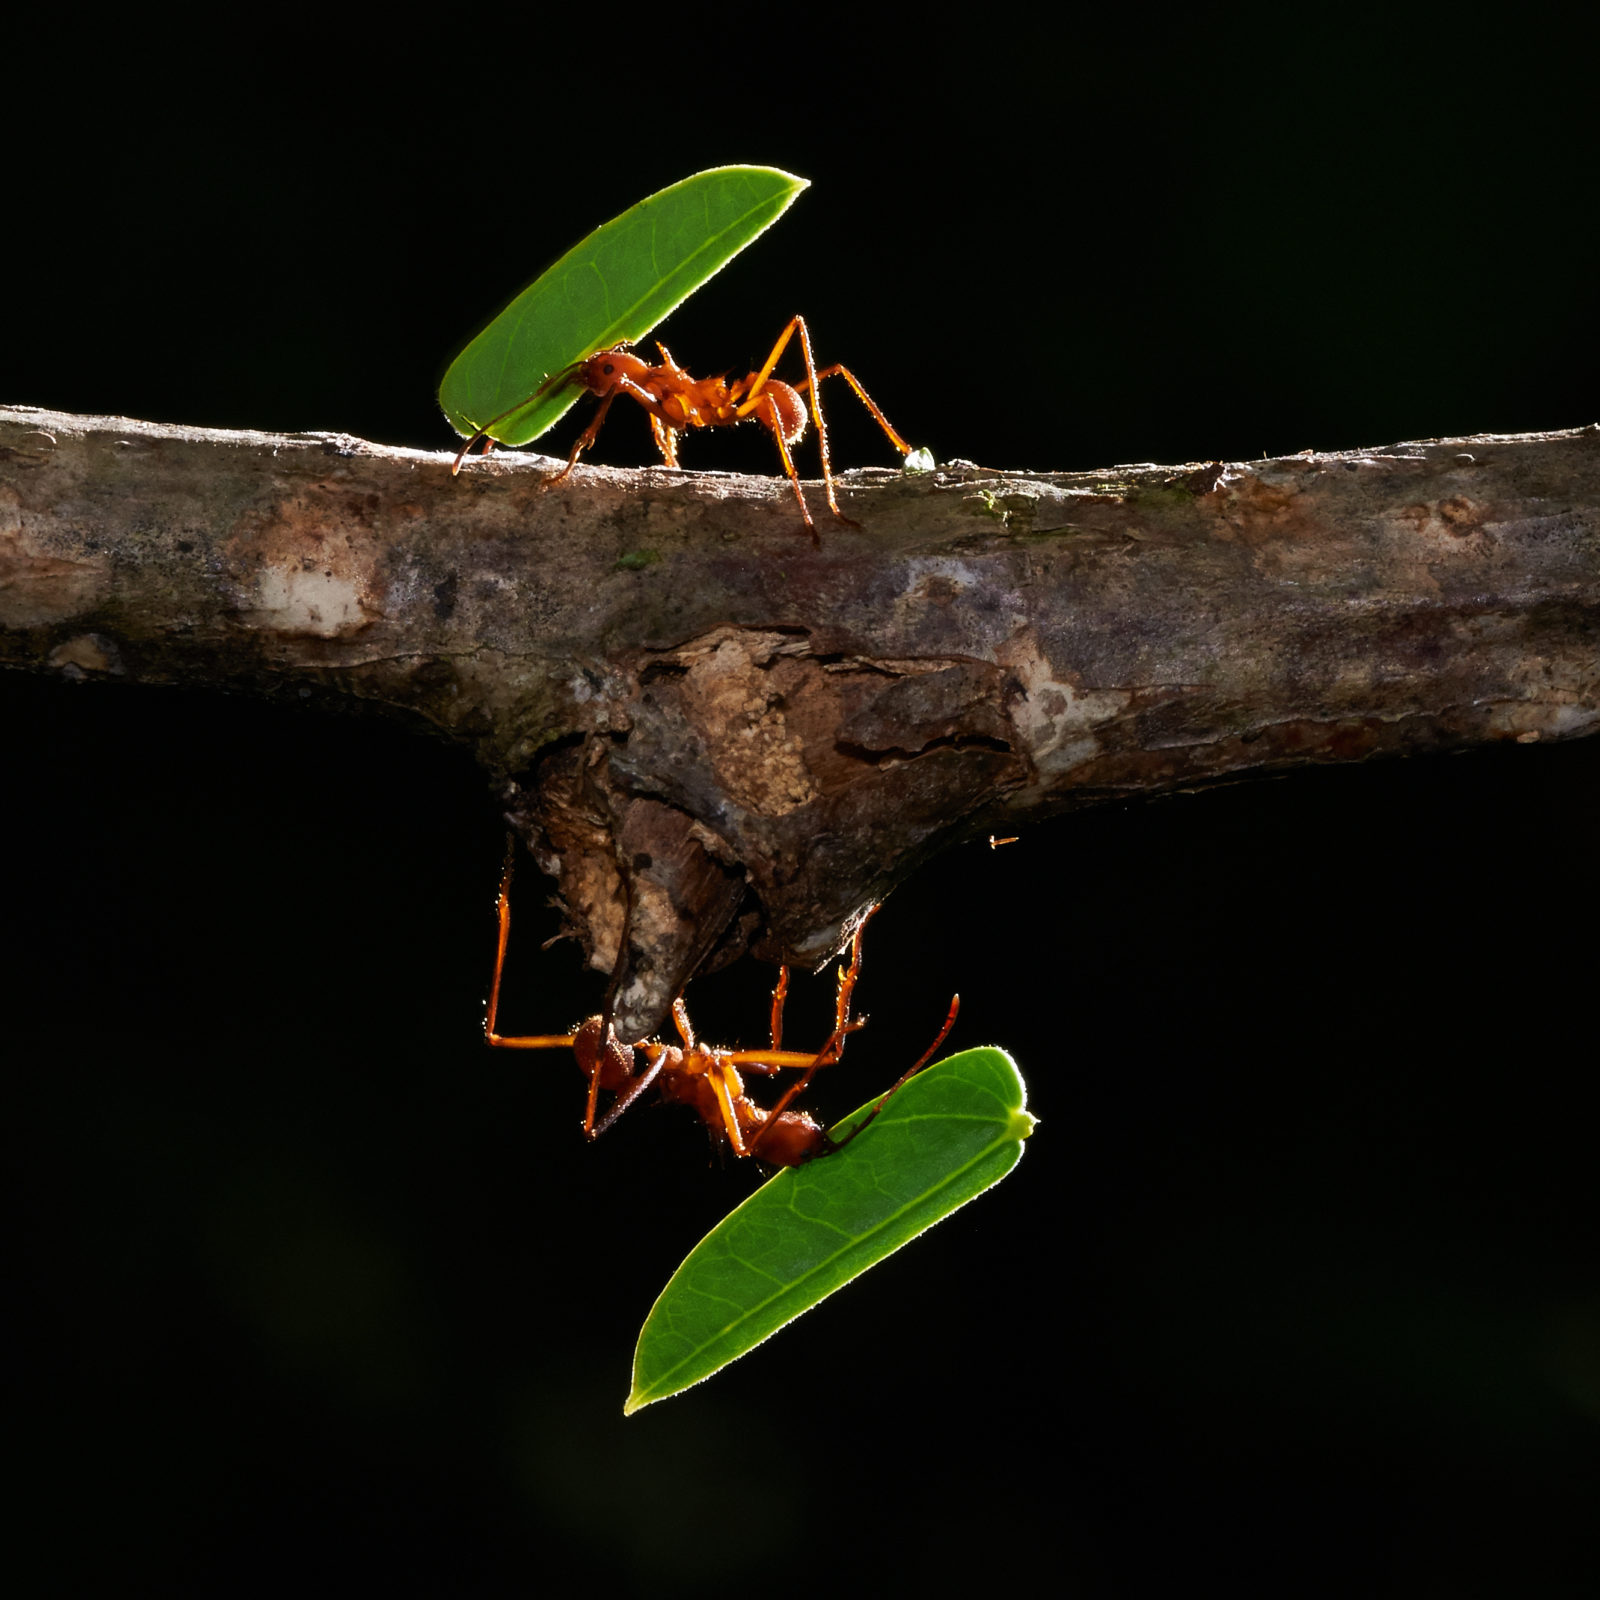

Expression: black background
xmin=5 ymin=11 xmax=1598 ymax=1594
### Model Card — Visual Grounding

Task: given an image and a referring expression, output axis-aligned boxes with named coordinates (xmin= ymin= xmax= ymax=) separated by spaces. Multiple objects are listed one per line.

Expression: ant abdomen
xmin=762 ymin=381 xmax=807 ymax=447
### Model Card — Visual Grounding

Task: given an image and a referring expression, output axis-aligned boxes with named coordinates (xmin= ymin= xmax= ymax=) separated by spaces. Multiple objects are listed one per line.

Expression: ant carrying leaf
xmin=480 ymin=847 xmax=1036 ymax=1411
xmin=484 ymin=851 xmax=958 ymax=1166
xmin=439 ymin=166 xmax=923 ymax=541
xmin=439 ymin=167 xmax=809 ymax=454
xmin=456 ymin=318 xmax=914 ymax=545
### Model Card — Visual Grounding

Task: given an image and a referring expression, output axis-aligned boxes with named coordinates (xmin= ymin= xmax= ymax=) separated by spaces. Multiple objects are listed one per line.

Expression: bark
xmin=5 ymin=405 xmax=1598 ymax=1037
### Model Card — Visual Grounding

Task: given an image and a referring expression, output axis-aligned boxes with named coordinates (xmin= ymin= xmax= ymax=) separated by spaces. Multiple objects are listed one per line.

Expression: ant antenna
xmin=449 ymin=357 xmax=589 ymax=476
xmin=451 ymin=429 xmax=494 ymax=476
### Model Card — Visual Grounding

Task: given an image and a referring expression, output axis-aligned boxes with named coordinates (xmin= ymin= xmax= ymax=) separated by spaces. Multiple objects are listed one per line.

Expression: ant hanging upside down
xmin=452 ymin=315 xmax=916 ymax=545
xmin=484 ymin=852 xmax=958 ymax=1166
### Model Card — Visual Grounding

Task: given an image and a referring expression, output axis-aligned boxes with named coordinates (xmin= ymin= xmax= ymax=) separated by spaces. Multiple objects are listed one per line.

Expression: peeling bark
xmin=4 ymin=406 xmax=1598 ymax=1037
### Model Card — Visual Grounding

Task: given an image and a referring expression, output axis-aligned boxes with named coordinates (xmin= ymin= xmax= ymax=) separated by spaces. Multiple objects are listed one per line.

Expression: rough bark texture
xmin=5 ymin=405 xmax=1598 ymax=1037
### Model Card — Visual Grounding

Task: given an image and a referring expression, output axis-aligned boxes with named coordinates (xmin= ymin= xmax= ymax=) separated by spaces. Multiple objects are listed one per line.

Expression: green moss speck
xmin=614 ymin=549 xmax=662 ymax=572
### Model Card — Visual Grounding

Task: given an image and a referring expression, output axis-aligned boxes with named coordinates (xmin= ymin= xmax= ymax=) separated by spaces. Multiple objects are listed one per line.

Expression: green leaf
xmin=439 ymin=165 xmax=808 ymax=449
xmin=625 ymin=1047 xmax=1035 ymax=1414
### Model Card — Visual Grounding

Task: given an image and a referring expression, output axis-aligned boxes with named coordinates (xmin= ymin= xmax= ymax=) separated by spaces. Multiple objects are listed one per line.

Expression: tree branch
xmin=5 ymin=405 xmax=1598 ymax=1036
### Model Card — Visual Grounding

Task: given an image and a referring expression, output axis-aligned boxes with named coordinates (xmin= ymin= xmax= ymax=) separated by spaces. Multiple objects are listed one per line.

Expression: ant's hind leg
xmin=802 ymin=364 xmax=914 ymax=458
xmin=785 ymin=318 xmax=872 ymax=532
xmin=761 ymin=394 xmax=824 ymax=545
xmin=788 ymin=317 xmax=845 ymax=529
xmin=743 ymin=316 xmax=857 ymax=535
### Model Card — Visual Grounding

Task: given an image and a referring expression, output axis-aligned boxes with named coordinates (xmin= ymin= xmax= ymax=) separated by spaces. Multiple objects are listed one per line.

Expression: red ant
xmin=452 ymin=315 xmax=915 ymax=545
xmin=484 ymin=853 xmax=958 ymax=1166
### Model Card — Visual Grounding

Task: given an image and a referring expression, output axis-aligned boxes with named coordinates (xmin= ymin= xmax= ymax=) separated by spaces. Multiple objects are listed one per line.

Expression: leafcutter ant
xmin=484 ymin=853 xmax=957 ymax=1166
xmin=453 ymin=315 xmax=914 ymax=545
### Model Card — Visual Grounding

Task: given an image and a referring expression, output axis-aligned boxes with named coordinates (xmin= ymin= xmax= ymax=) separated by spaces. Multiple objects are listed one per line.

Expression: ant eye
xmin=602 ymin=362 xmax=615 ymax=376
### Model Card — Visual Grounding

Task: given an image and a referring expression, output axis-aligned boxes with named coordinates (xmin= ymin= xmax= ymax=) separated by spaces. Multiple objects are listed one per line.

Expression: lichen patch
xmin=248 ymin=564 xmax=369 ymax=637
xmin=1000 ymin=628 xmax=1132 ymax=776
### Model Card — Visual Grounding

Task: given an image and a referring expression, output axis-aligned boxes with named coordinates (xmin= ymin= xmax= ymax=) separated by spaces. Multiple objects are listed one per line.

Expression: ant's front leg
xmin=587 ymin=1040 xmax=668 ymax=1140
xmin=542 ymin=389 xmax=621 ymax=489
xmin=801 ymin=363 xmax=915 ymax=460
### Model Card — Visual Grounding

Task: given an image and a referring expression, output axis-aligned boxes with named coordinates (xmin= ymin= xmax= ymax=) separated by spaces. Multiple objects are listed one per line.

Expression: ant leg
xmin=740 ymin=316 xmax=858 ymax=539
xmin=770 ymin=966 xmax=790 ymax=1052
xmin=648 ymin=414 xmax=682 ymax=468
xmin=590 ymin=1044 xmax=667 ymax=1138
xmin=755 ymin=317 xmax=856 ymax=532
xmin=760 ymin=392 xmax=821 ymax=545
xmin=828 ymin=904 xmax=879 ymax=1047
xmin=484 ymin=842 xmax=577 ymax=1054
xmin=799 ymin=364 xmax=914 ymax=458
xmin=749 ymin=910 xmax=877 ymax=1148
xmin=552 ymin=376 xmax=684 ymax=487
xmin=483 ymin=842 xmax=516 ymax=1042
xmin=745 ymin=316 xmax=802 ymax=392
xmin=708 ymin=1059 xmax=755 ymax=1156
xmin=485 ymin=842 xmax=635 ymax=1137
xmin=729 ymin=967 xmax=810 ymax=1080
xmin=828 ymin=992 xmax=961 ymax=1154
xmin=671 ymin=997 xmax=696 ymax=1052
xmin=668 ymin=998 xmax=754 ymax=1156
xmin=542 ymin=389 xmax=622 ymax=488
xmin=787 ymin=315 xmax=847 ymax=529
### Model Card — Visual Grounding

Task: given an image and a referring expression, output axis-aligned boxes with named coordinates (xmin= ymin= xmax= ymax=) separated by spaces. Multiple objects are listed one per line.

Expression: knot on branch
xmin=508 ymin=625 xmax=1026 ymax=1038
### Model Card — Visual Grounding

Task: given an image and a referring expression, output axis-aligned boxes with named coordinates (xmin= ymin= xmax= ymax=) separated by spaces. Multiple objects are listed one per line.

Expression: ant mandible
xmin=453 ymin=315 xmax=914 ymax=546
xmin=483 ymin=850 xmax=958 ymax=1166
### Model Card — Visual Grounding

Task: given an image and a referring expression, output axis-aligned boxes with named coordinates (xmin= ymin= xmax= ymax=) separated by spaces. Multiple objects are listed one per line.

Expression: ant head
xmin=574 ymin=346 xmax=650 ymax=396
xmin=754 ymin=1110 xmax=826 ymax=1168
